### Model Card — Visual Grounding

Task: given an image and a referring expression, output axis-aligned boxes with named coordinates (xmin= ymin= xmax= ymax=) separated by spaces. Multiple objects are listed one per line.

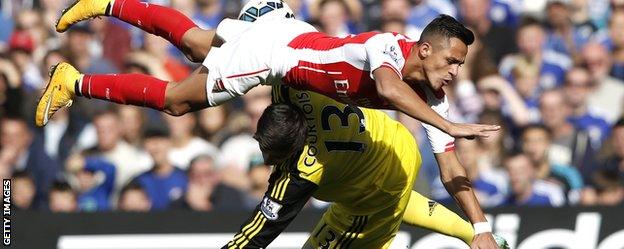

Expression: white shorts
xmin=201 ymin=18 xmax=316 ymax=106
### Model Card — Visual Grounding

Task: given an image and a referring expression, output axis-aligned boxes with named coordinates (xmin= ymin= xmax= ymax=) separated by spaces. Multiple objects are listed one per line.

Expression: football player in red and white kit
xmin=36 ymin=0 xmax=499 ymax=141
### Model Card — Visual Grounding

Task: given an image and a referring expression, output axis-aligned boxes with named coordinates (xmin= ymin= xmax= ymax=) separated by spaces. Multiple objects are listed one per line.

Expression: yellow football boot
xmin=55 ymin=0 xmax=113 ymax=32
xmin=35 ymin=63 xmax=81 ymax=127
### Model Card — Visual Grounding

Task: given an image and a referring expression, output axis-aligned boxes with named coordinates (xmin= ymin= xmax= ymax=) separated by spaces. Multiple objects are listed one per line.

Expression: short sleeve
xmin=364 ymin=33 xmax=406 ymax=80
xmin=419 ymin=87 xmax=455 ymax=154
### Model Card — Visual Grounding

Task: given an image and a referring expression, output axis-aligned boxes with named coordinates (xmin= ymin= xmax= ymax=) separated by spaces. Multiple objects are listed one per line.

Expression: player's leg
xmin=55 ymin=0 xmax=218 ymax=62
xmin=302 ymin=205 xmax=373 ymax=249
xmin=402 ymin=190 xmax=474 ymax=245
xmin=303 ymin=197 xmax=408 ymax=249
xmin=35 ymin=62 xmax=209 ymax=126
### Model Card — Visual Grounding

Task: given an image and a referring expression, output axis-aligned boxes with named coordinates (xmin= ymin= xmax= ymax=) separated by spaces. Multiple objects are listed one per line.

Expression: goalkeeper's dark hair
xmin=419 ymin=14 xmax=474 ymax=47
xmin=254 ymin=103 xmax=308 ymax=155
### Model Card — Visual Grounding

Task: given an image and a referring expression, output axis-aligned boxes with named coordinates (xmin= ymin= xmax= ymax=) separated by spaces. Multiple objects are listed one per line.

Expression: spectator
xmin=503 ymin=152 xmax=566 ymax=207
xmin=476 ymin=74 xmax=531 ymax=127
xmin=607 ymin=9 xmax=624 ymax=80
xmin=117 ymin=106 xmax=146 ymax=148
xmin=11 ymin=171 xmax=36 ymax=210
xmin=539 ymin=89 xmax=597 ymax=173
xmin=65 ymin=153 xmax=116 ymax=212
xmin=197 ymin=105 xmax=230 ymax=146
xmin=520 ymin=125 xmax=584 ymax=205
xmin=143 ymin=33 xmax=189 ymax=81
xmin=193 ymin=0 xmax=224 ymax=29
xmin=38 ymin=108 xmax=92 ymax=166
xmin=587 ymin=171 xmax=624 ymax=206
xmin=243 ymin=153 xmax=272 ymax=209
xmin=563 ymin=67 xmax=611 ymax=148
xmin=218 ymin=86 xmax=271 ymax=190
xmin=163 ymin=113 xmax=219 ymax=169
xmin=489 ymin=0 xmax=521 ymax=28
xmin=433 ymin=139 xmax=509 ymax=207
xmin=48 ymin=181 xmax=78 ymax=212
xmin=475 ymin=110 xmax=511 ymax=169
xmin=87 ymin=108 xmax=151 ymax=192
xmin=454 ymin=32 xmax=498 ymax=122
xmin=584 ymin=118 xmax=624 ymax=206
xmin=311 ymin=0 xmax=362 ymax=37
xmin=510 ymin=60 xmax=541 ymax=123
xmin=132 ymin=127 xmax=187 ymax=210
xmin=90 ymin=18 xmax=132 ymax=71
xmin=544 ymin=0 xmax=596 ymax=61
xmin=64 ymin=23 xmax=117 ymax=74
xmin=381 ymin=17 xmax=408 ymax=35
xmin=582 ymin=42 xmax=624 ymax=122
xmin=499 ymin=17 xmax=572 ymax=91
xmin=459 ymin=0 xmax=516 ymax=64
xmin=8 ymin=29 xmax=42 ymax=92
xmin=118 ymin=181 xmax=152 ymax=212
xmin=0 ymin=58 xmax=23 ymax=117
xmin=123 ymin=50 xmax=172 ymax=81
xmin=380 ymin=0 xmax=411 ymax=22
xmin=0 ymin=116 xmax=61 ymax=209
xmin=172 ymin=154 xmax=245 ymax=211
xmin=39 ymin=0 xmax=65 ymax=32
xmin=405 ymin=0 xmax=457 ymax=38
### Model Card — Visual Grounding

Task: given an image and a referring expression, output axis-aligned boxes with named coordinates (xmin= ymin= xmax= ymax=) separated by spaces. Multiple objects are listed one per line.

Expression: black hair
xmin=518 ymin=16 xmax=544 ymax=31
xmin=50 ymin=180 xmax=74 ymax=193
xmin=11 ymin=171 xmax=33 ymax=182
xmin=120 ymin=181 xmax=147 ymax=196
xmin=254 ymin=103 xmax=308 ymax=156
xmin=521 ymin=124 xmax=553 ymax=140
xmin=419 ymin=14 xmax=474 ymax=47
xmin=143 ymin=126 xmax=170 ymax=139
xmin=93 ymin=106 xmax=119 ymax=120
xmin=614 ymin=118 xmax=624 ymax=129
xmin=502 ymin=150 xmax=533 ymax=167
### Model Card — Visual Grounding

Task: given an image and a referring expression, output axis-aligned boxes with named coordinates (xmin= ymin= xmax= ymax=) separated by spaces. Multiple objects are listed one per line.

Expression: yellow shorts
xmin=303 ymin=192 xmax=413 ymax=249
xmin=303 ymin=128 xmax=421 ymax=249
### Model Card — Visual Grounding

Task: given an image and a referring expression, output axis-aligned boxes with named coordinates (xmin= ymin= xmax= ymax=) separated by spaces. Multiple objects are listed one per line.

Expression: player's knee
xmin=164 ymin=84 xmax=190 ymax=116
xmin=164 ymin=104 xmax=188 ymax=117
xmin=183 ymin=51 xmax=204 ymax=64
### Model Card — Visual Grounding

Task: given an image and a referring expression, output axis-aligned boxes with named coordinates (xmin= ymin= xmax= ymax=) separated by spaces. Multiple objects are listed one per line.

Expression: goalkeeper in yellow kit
xmin=224 ymin=84 xmax=508 ymax=249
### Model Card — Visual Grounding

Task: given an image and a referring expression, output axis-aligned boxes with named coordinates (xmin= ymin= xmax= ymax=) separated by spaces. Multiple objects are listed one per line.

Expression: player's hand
xmin=447 ymin=123 xmax=500 ymax=139
xmin=470 ymin=233 xmax=499 ymax=249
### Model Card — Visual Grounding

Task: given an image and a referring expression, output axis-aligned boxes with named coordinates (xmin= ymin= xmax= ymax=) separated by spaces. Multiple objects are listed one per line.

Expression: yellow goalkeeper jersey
xmin=272 ymin=84 xmax=421 ymax=214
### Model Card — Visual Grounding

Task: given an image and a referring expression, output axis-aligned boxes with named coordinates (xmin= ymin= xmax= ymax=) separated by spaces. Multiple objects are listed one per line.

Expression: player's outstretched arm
xmin=434 ymin=151 xmax=499 ymax=249
xmin=372 ymin=68 xmax=500 ymax=139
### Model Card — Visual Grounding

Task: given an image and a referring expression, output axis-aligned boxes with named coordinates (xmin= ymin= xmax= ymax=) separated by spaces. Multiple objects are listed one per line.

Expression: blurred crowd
xmin=1 ymin=0 xmax=624 ymax=213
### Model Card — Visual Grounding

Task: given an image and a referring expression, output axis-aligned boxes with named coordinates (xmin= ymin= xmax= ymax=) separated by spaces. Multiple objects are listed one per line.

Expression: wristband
xmin=473 ymin=222 xmax=492 ymax=234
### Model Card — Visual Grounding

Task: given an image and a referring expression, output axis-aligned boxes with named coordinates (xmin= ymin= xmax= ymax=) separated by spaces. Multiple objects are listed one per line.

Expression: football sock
xmin=78 ymin=74 xmax=167 ymax=110
xmin=402 ymin=191 xmax=474 ymax=245
xmin=110 ymin=0 xmax=197 ymax=48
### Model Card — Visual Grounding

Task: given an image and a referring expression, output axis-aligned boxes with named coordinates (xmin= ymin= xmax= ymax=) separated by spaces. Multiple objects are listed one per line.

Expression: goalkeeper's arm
xmin=222 ymin=165 xmax=317 ymax=248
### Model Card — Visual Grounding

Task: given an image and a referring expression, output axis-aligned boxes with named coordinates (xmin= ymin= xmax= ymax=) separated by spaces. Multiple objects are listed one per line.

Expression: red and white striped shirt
xmin=205 ymin=18 xmax=454 ymax=153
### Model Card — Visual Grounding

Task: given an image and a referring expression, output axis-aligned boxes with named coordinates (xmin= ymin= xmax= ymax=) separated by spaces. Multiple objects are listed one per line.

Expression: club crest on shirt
xmin=383 ymin=44 xmax=401 ymax=64
xmin=261 ymin=196 xmax=282 ymax=220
